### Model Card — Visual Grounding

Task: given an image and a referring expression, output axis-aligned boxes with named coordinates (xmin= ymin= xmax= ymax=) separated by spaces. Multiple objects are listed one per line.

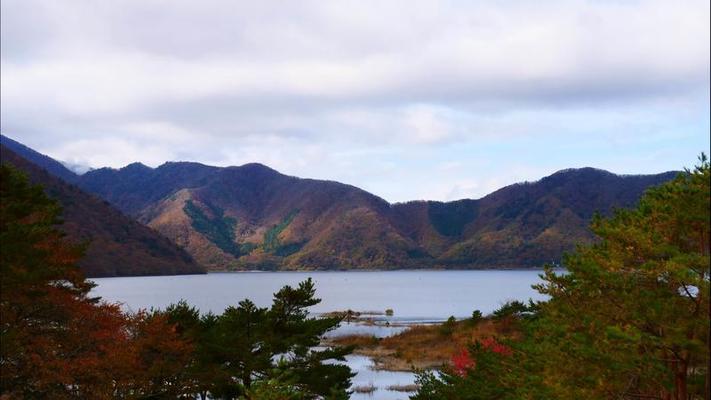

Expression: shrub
xmin=469 ymin=310 xmax=483 ymax=326
xmin=439 ymin=316 xmax=457 ymax=336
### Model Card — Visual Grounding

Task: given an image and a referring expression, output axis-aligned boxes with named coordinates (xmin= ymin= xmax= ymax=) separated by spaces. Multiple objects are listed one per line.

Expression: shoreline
xmin=86 ymin=267 xmax=553 ymax=279
xmin=208 ymin=266 xmax=552 ymax=273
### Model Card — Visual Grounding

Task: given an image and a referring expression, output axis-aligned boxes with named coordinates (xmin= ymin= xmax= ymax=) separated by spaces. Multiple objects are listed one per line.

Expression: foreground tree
xmin=163 ymin=279 xmax=354 ymax=399
xmin=413 ymin=155 xmax=710 ymax=400
xmin=1 ymin=164 xmax=352 ymax=399
xmin=0 ymin=165 xmax=193 ymax=398
xmin=0 ymin=164 xmax=119 ymax=397
xmin=534 ymin=155 xmax=710 ymax=399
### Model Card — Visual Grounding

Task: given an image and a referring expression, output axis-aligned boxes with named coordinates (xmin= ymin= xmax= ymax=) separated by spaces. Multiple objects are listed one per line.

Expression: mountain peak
xmin=238 ymin=162 xmax=279 ymax=173
xmin=159 ymin=161 xmax=208 ymax=167
xmin=219 ymin=163 xmax=283 ymax=180
xmin=121 ymin=162 xmax=152 ymax=171
xmin=550 ymin=167 xmax=615 ymax=177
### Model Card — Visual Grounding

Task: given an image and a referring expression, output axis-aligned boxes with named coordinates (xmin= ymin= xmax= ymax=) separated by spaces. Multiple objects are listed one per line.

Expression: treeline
xmin=413 ymin=156 xmax=710 ymax=399
xmin=0 ymin=164 xmax=353 ymax=399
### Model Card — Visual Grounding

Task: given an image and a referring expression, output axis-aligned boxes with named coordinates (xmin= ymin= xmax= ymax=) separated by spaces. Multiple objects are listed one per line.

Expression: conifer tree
xmin=413 ymin=155 xmax=710 ymax=400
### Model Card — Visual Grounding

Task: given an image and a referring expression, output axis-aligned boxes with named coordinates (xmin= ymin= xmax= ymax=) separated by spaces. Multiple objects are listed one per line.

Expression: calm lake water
xmin=91 ymin=270 xmax=546 ymax=319
xmin=91 ymin=270 xmax=547 ymax=400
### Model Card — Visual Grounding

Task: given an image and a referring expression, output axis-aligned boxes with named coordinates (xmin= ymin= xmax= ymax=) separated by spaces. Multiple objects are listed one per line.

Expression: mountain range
xmin=1 ymin=134 xmax=678 ymax=273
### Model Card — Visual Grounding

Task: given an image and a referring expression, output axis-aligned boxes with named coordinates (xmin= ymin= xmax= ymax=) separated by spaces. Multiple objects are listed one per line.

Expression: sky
xmin=1 ymin=0 xmax=709 ymax=203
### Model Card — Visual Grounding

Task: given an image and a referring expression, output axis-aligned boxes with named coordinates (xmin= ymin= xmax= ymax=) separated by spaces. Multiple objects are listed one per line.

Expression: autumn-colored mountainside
xmin=392 ymin=167 xmax=679 ymax=267
xmin=76 ymin=154 xmax=676 ymax=270
xmin=80 ymin=161 xmax=399 ymax=270
xmin=0 ymin=145 xmax=204 ymax=277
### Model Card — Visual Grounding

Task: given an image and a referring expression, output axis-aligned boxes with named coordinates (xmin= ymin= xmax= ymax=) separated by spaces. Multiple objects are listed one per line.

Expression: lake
xmin=91 ymin=270 xmax=548 ymax=399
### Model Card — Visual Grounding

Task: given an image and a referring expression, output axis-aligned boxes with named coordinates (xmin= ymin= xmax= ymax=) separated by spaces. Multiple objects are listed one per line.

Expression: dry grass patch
xmin=330 ymin=317 xmax=521 ymax=371
xmin=379 ymin=318 xmax=507 ymax=365
xmin=330 ymin=334 xmax=380 ymax=348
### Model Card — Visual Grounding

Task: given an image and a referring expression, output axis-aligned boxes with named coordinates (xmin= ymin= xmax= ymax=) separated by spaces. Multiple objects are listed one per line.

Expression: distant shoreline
xmin=89 ymin=267 xmax=558 ymax=280
xmin=207 ymin=266 xmax=555 ymax=273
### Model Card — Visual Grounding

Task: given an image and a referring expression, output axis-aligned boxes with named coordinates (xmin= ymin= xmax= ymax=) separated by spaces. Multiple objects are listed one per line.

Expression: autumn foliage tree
xmin=1 ymin=163 xmax=111 ymax=397
xmin=0 ymin=165 xmax=193 ymax=398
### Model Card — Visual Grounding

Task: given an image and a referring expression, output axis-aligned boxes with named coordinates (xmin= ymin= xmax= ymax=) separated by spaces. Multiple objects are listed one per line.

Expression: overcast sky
xmin=1 ymin=0 xmax=709 ymax=202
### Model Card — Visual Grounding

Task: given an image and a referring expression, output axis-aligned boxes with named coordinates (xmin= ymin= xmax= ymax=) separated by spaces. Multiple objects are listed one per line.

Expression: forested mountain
xmin=390 ymin=168 xmax=678 ymax=267
xmin=75 ymin=149 xmax=677 ymax=270
xmin=80 ymin=161 xmax=400 ymax=270
xmin=0 ymin=143 xmax=204 ymax=277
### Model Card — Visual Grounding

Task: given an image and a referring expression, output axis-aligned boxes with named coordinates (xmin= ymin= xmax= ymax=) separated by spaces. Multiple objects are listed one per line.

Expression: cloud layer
xmin=2 ymin=0 xmax=709 ymax=202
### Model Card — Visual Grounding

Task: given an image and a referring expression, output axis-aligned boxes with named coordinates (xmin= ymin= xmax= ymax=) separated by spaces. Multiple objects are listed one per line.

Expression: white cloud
xmin=50 ymin=137 xmax=175 ymax=169
xmin=1 ymin=0 xmax=708 ymax=201
xmin=403 ymin=105 xmax=452 ymax=144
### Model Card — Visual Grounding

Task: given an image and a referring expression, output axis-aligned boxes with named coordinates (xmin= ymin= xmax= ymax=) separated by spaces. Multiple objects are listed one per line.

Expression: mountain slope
xmin=428 ymin=168 xmax=678 ymax=267
xmin=1 ymin=145 xmax=204 ymax=277
xmin=81 ymin=162 xmax=421 ymax=270
xmin=77 ymin=158 xmax=677 ymax=270
xmin=1 ymin=135 xmax=79 ymax=184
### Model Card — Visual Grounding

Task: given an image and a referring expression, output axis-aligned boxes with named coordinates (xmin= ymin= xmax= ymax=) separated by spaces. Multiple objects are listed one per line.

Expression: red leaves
xmin=451 ymin=337 xmax=512 ymax=376
xmin=480 ymin=337 xmax=513 ymax=356
xmin=452 ymin=349 xmax=476 ymax=376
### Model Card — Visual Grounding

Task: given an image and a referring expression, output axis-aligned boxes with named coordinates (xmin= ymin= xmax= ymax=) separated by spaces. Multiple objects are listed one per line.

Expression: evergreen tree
xmin=534 ymin=155 xmax=710 ymax=398
xmin=412 ymin=155 xmax=710 ymax=400
xmin=163 ymin=279 xmax=354 ymax=399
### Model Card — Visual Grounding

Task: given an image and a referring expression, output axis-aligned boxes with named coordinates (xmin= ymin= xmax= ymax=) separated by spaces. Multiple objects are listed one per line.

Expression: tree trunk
xmin=243 ymin=371 xmax=252 ymax=389
xmin=706 ymin=281 xmax=711 ymax=400
xmin=674 ymin=358 xmax=687 ymax=400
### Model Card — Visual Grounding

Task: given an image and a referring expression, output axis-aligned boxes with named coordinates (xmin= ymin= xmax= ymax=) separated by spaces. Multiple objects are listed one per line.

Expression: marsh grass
xmin=386 ymin=383 xmax=420 ymax=392
xmin=352 ymin=384 xmax=377 ymax=393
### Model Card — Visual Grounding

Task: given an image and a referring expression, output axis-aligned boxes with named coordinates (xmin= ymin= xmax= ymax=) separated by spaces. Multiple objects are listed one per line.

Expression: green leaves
xmin=184 ymin=199 xmax=244 ymax=257
xmin=262 ymin=209 xmax=299 ymax=254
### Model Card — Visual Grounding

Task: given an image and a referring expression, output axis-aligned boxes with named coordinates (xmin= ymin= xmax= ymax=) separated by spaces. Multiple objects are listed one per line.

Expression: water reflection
xmin=346 ymin=355 xmax=417 ymax=400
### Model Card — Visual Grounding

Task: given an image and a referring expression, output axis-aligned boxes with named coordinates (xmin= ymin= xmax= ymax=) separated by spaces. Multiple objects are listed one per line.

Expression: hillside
xmin=77 ymin=157 xmax=677 ymax=270
xmin=0 ymin=144 xmax=204 ymax=277
xmin=393 ymin=168 xmax=678 ymax=267
xmin=80 ymin=162 xmax=413 ymax=270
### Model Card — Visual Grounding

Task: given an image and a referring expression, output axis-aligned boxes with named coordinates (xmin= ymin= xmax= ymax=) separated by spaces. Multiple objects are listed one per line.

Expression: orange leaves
xmin=1 ymin=165 xmax=193 ymax=398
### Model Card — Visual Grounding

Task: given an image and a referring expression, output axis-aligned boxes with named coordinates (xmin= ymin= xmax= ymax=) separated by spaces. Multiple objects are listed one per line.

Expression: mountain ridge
xmin=1 ymin=135 xmax=679 ymax=271
xmin=0 ymin=135 xmax=80 ymax=184
xmin=76 ymin=152 xmax=678 ymax=270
